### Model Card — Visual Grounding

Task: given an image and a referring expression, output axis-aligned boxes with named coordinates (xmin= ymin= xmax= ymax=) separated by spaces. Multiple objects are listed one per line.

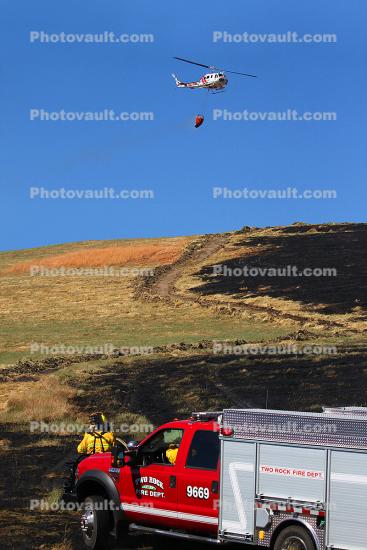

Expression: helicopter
xmin=172 ymin=56 xmax=257 ymax=93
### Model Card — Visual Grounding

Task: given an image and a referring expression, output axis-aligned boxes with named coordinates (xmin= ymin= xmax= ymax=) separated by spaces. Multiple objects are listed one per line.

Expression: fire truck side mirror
xmin=123 ymin=454 xmax=136 ymax=466
xmin=111 ymin=445 xmax=125 ymax=468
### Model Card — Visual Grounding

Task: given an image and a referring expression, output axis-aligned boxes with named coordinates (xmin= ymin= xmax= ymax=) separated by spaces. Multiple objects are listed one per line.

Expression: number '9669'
xmin=186 ymin=486 xmax=210 ymax=499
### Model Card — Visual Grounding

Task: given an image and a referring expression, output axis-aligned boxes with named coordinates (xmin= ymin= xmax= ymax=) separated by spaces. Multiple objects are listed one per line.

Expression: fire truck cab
xmin=68 ymin=408 xmax=367 ymax=550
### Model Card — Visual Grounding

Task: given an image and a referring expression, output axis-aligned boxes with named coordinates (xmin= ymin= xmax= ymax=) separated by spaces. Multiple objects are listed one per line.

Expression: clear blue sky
xmin=1 ymin=0 xmax=366 ymax=251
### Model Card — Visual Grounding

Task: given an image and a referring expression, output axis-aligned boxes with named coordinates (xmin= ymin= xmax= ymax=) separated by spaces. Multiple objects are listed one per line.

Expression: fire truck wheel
xmin=273 ymin=525 xmax=316 ymax=550
xmin=80 ymin=495 xmax=113 ymax=550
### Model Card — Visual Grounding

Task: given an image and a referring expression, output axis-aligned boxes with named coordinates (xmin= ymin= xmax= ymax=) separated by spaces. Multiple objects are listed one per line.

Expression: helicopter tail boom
xmin=171 ymin=74 xmax=186 ymax=87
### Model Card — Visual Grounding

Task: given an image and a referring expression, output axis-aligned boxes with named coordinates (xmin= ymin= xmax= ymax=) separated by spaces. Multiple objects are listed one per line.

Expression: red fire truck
xmin=65 ymin=408 xmax=367 ymax=550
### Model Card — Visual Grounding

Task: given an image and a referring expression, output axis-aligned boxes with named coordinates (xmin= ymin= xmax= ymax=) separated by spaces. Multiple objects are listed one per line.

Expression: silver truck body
xmin=219 ymin=408 xmax=367 ymax=550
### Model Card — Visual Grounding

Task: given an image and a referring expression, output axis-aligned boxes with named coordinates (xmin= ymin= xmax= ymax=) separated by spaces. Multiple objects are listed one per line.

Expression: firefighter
xmin=166 ymin=443 xmax=179 ymax=465
xmin=77 ymin=412 xmax=115 ymax=455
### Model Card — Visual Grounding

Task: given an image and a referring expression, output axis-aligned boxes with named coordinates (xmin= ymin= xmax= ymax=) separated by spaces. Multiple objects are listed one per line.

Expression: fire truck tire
xmin=80 ymin=495 xmax=113 ymax=550
xmin=273 ymin=525 xmax=316 ymax=550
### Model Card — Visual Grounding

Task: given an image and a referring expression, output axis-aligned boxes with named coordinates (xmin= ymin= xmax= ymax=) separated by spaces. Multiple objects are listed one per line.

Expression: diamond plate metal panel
xmin=323 ymin=406 xmax=367 ymax=417
xmin=223 ymin=409 xmax=367 ymax=450
xmin=256 ymin=512 xmax=325 ymax=549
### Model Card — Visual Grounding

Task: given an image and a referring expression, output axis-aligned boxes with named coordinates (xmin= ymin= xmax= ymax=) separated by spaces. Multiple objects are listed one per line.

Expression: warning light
xmin=221 ymin=427 xmax=234 ymax=437
xmin=259 ymin=530 xmax=265 ymax=541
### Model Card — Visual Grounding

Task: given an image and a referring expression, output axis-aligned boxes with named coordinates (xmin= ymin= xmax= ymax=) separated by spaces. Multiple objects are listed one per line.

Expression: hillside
xmin=0 ymin=222 xmax=366 ymax=549
xmin=143 ymin=222 xmax=366 ymax=333
xmin=0 ymin=233 xmax=291 ymax=366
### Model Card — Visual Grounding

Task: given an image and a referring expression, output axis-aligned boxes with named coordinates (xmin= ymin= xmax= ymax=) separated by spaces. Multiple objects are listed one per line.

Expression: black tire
xmin=81 ymin=495 xmax=113 ymax=550
xmin=273 ymin=525 xmax=316 ymax=550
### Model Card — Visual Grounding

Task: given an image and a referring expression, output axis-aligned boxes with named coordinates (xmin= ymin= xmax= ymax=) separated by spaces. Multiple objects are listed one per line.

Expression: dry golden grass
xmin=0 ymin=273 xmax=136 ymax=323
xmin=49 ymin=543 xmax=73 ymax=550
xmin=3 ymin=376 xmax=75 ymax=422
xmin=0 ymin=235 xmax=194 ymax=271
xmin=0 ymin=438 xmax=11 ymax=451
xmin=4 ymin=242 xmax=188 ymax=275
xmin=0 ymin=270 xmax=286 ymax=365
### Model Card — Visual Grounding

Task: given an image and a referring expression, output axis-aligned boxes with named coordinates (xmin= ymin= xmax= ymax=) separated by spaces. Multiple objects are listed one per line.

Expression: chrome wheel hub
xmin=281 ymin=536 xmax=307 ymax=550
xmin=81 ymin=509 xmax=95 ymax=538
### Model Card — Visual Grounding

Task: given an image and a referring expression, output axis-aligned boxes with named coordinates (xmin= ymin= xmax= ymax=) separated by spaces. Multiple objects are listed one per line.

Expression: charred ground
xmin=192 ymin=223 xmax=367 ymax=315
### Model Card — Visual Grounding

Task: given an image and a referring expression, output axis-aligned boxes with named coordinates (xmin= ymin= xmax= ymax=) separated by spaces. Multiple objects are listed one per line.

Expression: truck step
xmin=129 ymin=523 xmax=223 ymax=544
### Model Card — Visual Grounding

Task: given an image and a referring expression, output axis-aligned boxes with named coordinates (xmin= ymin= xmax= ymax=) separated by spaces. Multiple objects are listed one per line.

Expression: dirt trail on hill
xmin=150 ymin=233 xmax=229 ymax=298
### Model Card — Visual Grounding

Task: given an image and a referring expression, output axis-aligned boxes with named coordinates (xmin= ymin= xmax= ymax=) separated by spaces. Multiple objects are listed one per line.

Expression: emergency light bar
xmin=191 ymin=411 xmax=222 ymax=422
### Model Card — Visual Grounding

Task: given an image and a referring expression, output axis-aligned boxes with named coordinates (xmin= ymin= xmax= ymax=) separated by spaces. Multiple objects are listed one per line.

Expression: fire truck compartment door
xmin=258 ymin=444 xmax=326 ymax=502
xmin=220 ymin=440 xmax=256 ymax=537
xmin=328 ymin=450 xmax=367 ymax=550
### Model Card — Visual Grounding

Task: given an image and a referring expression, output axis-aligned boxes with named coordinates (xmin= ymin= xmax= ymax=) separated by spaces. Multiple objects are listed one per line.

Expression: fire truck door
xmin=220 ymin=439 xmax=256 ymax=537
xmin=177 ymin=429 xmax=220 ymax=533
xmin=118 ymin=428 xmax=183 ymax=529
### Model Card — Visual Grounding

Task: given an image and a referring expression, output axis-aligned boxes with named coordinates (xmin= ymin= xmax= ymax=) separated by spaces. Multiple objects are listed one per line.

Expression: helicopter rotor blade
xmin=173 ymin=57 xmax=212 ymax=69
xmin=223 ymin=69 xmax=257 ymax=78
xmin=174 ymin=57 xmax=257 ymax=77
